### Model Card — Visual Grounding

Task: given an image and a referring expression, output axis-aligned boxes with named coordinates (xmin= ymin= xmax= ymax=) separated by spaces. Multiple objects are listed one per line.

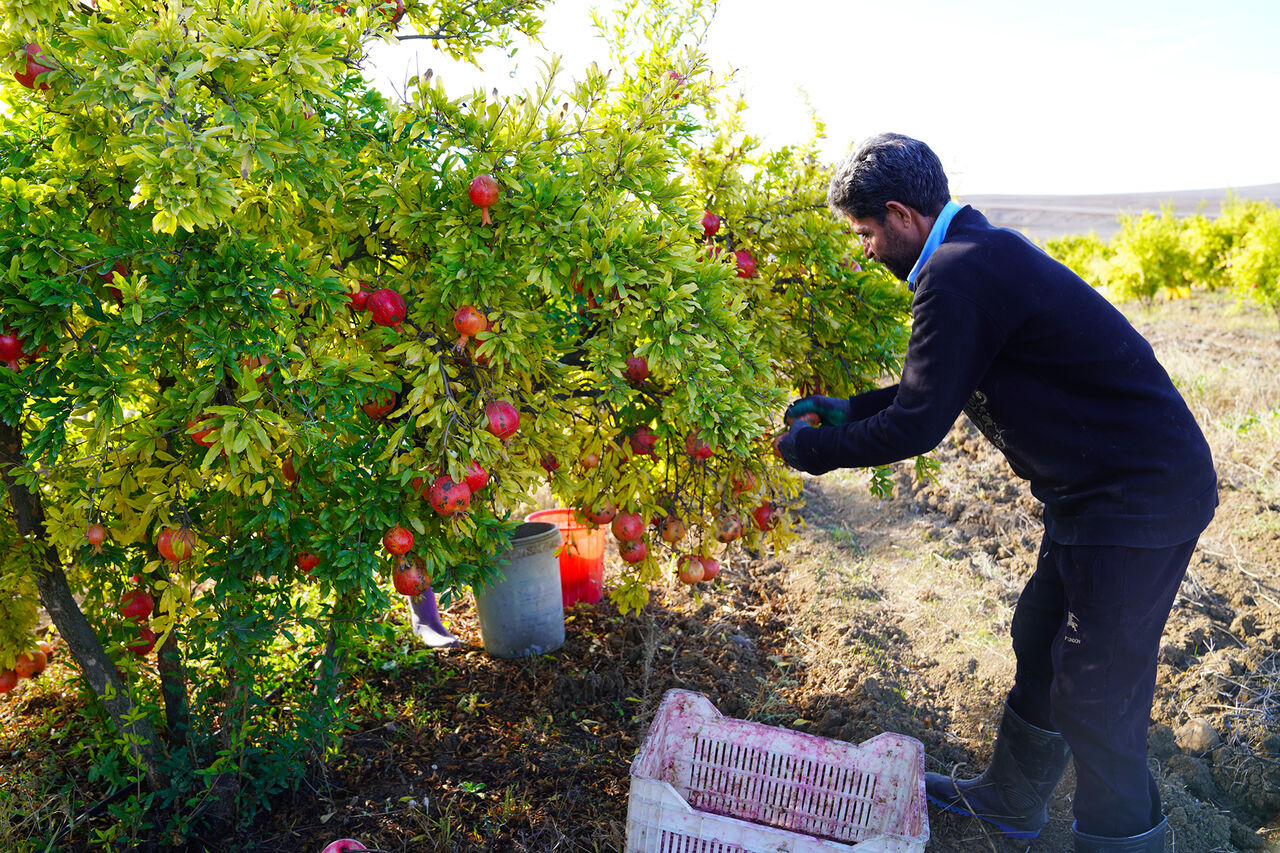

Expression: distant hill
xmin=959 ymin=183 xmax=1280 ymax=243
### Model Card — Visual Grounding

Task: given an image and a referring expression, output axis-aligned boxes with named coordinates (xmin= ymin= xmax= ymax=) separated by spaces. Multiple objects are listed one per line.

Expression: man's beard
xmin=878 ymin=229 xmax=921 ymax=282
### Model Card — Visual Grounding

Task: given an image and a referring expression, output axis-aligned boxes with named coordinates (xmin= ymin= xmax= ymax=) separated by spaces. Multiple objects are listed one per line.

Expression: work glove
xmin=784 ymin=395 xmax=852 ymax=427
xmin=774 ymin=418 xmax=814 ymax=470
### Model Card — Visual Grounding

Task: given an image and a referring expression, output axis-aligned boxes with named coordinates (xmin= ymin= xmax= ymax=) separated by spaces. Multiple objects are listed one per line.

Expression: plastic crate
xmin=626 ymin=690 xmax=928 ymax=853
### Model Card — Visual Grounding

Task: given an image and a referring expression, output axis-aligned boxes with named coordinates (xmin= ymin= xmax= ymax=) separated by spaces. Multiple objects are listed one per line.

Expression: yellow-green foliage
xmin=1226 ymin=205 xmax=1280 ymax=321
xmin=1102 ymin=205 xmax=1193 ymax=305
xmin=1043 ymin=231 xmax=1109 ymax=287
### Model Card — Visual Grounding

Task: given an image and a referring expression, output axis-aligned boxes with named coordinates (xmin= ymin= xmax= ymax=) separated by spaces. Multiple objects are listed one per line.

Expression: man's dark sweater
xmin=792 ymin=206 xmax=1217 ymax=548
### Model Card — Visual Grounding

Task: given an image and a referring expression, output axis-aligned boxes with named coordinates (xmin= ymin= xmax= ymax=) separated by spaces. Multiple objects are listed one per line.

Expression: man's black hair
xmin=828 ymin=133 xmax=951 ymax=221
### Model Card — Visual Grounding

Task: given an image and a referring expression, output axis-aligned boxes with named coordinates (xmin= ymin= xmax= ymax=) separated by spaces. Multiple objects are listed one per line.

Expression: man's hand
xmin=774 ymin=418 xmax=814 ymax=470
xmin=785 ymin=395 xmax=852 ymax=426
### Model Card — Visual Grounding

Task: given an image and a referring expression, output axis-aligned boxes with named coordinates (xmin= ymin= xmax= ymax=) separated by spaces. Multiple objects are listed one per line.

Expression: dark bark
xmin=0 ymin=419 xmax=164 ymax=788
xmin=157 ymin=627 xmax=190 ymax=752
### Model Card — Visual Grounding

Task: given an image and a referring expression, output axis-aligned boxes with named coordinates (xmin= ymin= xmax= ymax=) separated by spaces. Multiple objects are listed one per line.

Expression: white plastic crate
xmin=626 ymin=689 xmax=928 ymax=853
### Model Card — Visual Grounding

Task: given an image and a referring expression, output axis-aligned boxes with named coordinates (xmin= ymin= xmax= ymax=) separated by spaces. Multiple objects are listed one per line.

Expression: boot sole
xmin=926 ymin=794 xmax=1044 ymax=840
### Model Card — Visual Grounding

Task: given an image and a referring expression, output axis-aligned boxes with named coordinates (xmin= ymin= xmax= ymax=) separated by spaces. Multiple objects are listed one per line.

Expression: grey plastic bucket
xmin=473 ymin=521 xmax=565 ymax=658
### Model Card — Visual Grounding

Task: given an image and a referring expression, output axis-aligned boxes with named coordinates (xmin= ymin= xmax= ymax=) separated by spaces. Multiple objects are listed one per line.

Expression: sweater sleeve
xmin=847 ymin=385 xmax=899 ymax=421
xmin=793 ymin=287 xmax=1008 ymax=474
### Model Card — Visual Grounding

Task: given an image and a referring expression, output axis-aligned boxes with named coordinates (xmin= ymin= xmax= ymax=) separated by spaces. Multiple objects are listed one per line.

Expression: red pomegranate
xmin=685 ymin=431 xmax=714 ymax=460
xmin=463 ymin=461 xmax=490 ymax=493
xmin=468 ymin=174 xmax=500 ymax=225
xmin=100 ymin=261 xmax=127 ymax=305
xmin=128 ymin=626 xmax=158 ymax=658
xmin=13 ymin=650 xmax=46 ymax=679
xmin=584 ymin=502 xmax=617 ymax=525
xmin=540 ymin=453 xmax=559 ymax=478
xmin=428 ymin=476 xmax=472 ymax=516
xmin=677 ymin=554 xmax=704 ymax=584
xmin=699 ymin=556 xmax=721 ymax=581
xmin=296 ymin=552 xmax=321 ymax=574
xmin=188 ymin=414 xmax=218 ymax=447
xmin=659 ymin=516 xmax=687 ymax=544
xmin=751 ymin=502 xmax=778 ymax=531
xmin=623 ymin=355 xmax=649 ymax=384
xmin=85 ymin=522 xmax=108 ymax=553
xmin=628 ymin=426 xmax=659 ymax=459
xmin=392 ymin=556 xmax=430 ymax=596
xmin=362 ymin=392 xmax=396 ymax=419
xmin=714 ymin=512 xmax=742 ymax=543
xmin=731 ymin=469 xmax=758 ymax=495
xmin=383 ymin=524 xmax=414 ymax=556
xmin=735 ymin=249 xmax=757 ymax=278
xmin=14 ymin=44 xmax=54 ymax=91
xmin=484 ymin=400 xmax=520 ymax=442
xmin=0 ymin=669 xmax=17 ymax=694
xmin=611 ymin=511 xmax=645 ymax=542
xmin=157 ymin=527 xmax=196 ymax=563
xmin=453 ymin=305 xmax=487 ymax=350
xmin=618 ymin=538 xmax=648 ymax=564
xmin=119 ymin=588 xmax=155 ymax=623
xmin=0 ymin=328 xmax=27 ymax=371
xmin=282 ymin=455 xmax=298 ymax=484
xmin=367 ymin=287 xmax=406 ymax=328
xmin=701 ymin=210 xmax=721 ymax=238
xmin=348 ymin=284 xmax=370 ymax=311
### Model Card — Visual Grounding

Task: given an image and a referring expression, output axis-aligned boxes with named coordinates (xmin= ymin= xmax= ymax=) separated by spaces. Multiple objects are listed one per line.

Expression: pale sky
xmin=366 ymin=0 xmax=1280 ymax=196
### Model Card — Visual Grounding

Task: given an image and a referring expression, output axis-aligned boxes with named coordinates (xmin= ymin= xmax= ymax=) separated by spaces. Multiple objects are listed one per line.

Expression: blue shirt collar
xmin=907 ymin=200 xmax=964 ymax=290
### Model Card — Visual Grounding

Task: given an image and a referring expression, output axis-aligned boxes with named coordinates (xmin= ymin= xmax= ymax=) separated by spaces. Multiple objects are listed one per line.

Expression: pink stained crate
xmin=626 ymin=690 xmax=928 ymax=853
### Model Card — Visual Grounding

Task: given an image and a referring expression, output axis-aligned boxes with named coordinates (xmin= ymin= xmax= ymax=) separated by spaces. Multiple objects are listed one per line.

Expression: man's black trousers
xmin=1006 ymin=533 xmax=1198 ymax=838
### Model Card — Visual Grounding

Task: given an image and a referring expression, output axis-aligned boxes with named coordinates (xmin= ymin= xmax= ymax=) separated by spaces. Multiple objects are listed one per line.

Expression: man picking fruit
xmin=776 ymin=133 xmax=1216 ymax=853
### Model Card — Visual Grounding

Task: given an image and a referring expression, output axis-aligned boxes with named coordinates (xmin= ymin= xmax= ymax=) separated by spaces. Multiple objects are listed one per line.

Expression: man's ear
xmin=884 ymin=200 xmax=916 ymax=228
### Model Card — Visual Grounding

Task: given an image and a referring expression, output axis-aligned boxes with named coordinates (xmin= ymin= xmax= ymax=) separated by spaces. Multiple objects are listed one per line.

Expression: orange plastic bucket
xmin=525 ymin=508 xmax=606 ymax=607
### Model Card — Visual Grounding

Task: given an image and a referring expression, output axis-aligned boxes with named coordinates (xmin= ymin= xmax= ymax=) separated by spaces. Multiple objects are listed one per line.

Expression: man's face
xmin=848 ymin=209 xmax=923 ymax=282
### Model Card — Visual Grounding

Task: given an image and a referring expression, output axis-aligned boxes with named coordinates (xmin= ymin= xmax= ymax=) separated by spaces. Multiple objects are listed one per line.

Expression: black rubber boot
xmin=1074 ymin=817 xmax=1167 ymax=852
xmin=925 ymin=703 xmax=1072 ymax=838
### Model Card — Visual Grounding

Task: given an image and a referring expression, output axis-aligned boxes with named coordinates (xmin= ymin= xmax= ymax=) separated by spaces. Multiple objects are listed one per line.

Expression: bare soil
xmin=2 ymin=290 xmax=1278 ymax=852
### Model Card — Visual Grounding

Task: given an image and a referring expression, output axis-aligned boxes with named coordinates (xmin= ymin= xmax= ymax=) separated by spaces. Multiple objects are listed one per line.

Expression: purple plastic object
xmin=409 ymin=586 xmax=459 ymax=648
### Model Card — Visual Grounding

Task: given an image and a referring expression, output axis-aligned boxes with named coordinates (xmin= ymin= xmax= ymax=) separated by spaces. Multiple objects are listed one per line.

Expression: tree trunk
xmin=0 ymin=420 xmax=164 ymax=788
xmin=158 ymin=628 xmax=190 ymax=752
